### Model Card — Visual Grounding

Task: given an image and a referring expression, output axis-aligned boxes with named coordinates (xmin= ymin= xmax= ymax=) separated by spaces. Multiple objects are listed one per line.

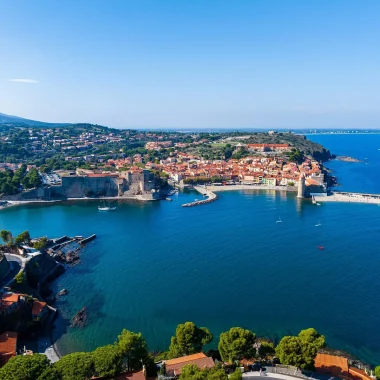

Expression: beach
xmin=205 ymin=184 xmax=297 ymax=192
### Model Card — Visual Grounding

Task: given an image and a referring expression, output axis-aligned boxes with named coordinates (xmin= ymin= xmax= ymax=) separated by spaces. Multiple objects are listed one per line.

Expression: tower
xmin=297 ymin=173 xmax=305 ymax=198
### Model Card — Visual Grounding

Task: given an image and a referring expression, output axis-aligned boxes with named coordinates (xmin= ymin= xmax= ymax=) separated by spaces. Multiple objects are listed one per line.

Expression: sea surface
xmin=0 ymin=134 xmax=380 ymax=365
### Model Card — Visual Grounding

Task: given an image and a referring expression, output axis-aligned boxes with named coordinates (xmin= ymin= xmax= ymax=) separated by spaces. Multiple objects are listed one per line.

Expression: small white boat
xmin=276 ymin=217 xmax=282 ymax=223
xmin=98 ymin=206 xmax=116 ymax=211
xmin=315 ymin=220 xmax=322 ymax=227
xmin=316 ymin=203 xmax=321 ymax=206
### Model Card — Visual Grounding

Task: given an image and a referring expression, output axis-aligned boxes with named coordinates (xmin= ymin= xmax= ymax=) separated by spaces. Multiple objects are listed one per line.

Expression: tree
xmin=92 ymin=344 xmax=123 ymax=378
xmin=229 ymin=368 xmax=243 ymax=380
xmin=15 ymin=271 xmax=26 ymax=285
xmin=54 ymin=352 xmax=95 ymax=380
xmin=289 ymin=149 xmax=304 ymax=164
xmin=275 ymin=336 xmax=304 ymax=368
xmin=168 ymin=322 xmax=213 ymax=358
xmin=0 ymin=229 xmax=13 ymax=245
xmin=0 ymin=354 xmax=51 ymax=380
xmin=116 ymin=329 xmax=149 ymax=371
xmin=374 ymin=366 xmax=380 ymax=380
xmin=258 ymin=341 xmax=276 ymax=358
xmin=15 ymin=230 xmax=31 ymax=245
xmin=275 ymin=328 xmax=325 ymax=370
xmin=178 ymin=364 xmax=206 ymax=380
xmin=218 ymin=327 xmax=256 ymax=363
xmin=33 ymin=237 xmax=48 ymax=251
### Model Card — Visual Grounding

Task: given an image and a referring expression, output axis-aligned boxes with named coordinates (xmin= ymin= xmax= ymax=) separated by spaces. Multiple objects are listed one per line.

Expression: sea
xmin=0 ymin=133 xmax=379 ymax=365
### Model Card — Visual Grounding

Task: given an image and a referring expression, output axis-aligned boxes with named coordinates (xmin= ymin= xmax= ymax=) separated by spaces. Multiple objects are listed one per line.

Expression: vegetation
xmin=218 ymin=327 xmax=256 ymax=363
xmin=14 ymin=230 xmax=31 ymax=245
xmin=0 ymin=229 xmax=13 ymax=245
xmin=33 ymin=237 xmax=48 ymax=250
xmin=374 ymin=366 xmax=380 ymax=380
xmin=54 ymin=352 xmax=95 ymax=380
xmin=0 ymin=353 xmax=51 ymax=380
xmin=275 ymin=328 xmax=325 ymax=369
xmin=116 ymin=329 xmax=150 ymax=371
xmin=178 ymin=364 xmax=228 ymax=380
xmin=14 ymin=271 xmax=26 ymax=285
xmin=229 ymin=368 xmax=243 ymax=380
xmin=168 ymin=322 xmax=213 ymax=358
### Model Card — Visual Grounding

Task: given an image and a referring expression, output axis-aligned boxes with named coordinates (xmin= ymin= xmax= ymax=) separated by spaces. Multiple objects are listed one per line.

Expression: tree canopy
xmin=275 ymin=328 xmax=325 ymax=369
xmin=15 ymin=230 xmax=31 ymax=245
xmin=218 ymin=327 xmax=256 ymax=363
xmin=92 ymin=344 xmax=123 ymax=378
xmin=0 ymin=353 xmax=51 ymax=380
xmin=178 ymin=364 xmax=228 ymax=380
xmin=374 ymin=366 xmax=380 ymax=380
xmin=116 ymin=329 xmax=149 ymax=371
xmin=0 ymin=229 xmax=13 ymax=245
xmin=54 ymin=352 xmax=95 ymax=380
xmin=168 ymin=322 xmax=213 ymax=358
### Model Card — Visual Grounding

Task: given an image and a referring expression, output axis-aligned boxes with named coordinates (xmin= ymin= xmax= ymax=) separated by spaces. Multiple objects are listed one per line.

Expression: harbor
xmin=181 ymin=186 xmax=218 ymax=207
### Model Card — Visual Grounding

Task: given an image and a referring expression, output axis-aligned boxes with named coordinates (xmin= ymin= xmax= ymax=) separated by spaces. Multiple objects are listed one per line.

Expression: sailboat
xmin=276 ymin=217 xmax=282 ymax=223
xmin=98 ymin=201 xmax=116 ymax=211
xmin=315 ymin=220 xmax=322 ymax=227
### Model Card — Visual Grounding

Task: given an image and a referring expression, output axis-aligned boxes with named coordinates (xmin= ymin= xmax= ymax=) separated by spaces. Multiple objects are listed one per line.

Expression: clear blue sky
xmin=1 ymin=0 xmax=380 ymax=129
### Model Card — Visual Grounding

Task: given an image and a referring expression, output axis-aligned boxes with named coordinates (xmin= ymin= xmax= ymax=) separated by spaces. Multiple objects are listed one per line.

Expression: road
xmin=1 ymin=253 xmax=29 ymax=288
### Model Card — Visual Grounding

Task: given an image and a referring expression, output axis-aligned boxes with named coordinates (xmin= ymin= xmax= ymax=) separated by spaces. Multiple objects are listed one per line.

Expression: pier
xmin=314 ymin=191 xmax=380 ymax=204
xmin=181 ymin=186 xmax=218 ymax=207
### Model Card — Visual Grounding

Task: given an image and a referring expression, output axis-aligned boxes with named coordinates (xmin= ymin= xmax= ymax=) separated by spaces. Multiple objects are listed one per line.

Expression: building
xmin=0 ymin=332 xmax=18 ymax=367
xmin=32 ymin=300 xmax=48 ymax=320
xmin=164 ymin=353 xmax=215 ymax=377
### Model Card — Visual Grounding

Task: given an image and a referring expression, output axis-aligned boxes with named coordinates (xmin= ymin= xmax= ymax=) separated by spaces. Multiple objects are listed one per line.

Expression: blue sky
xmin=1 ymin=0 xmax=380 ymax=129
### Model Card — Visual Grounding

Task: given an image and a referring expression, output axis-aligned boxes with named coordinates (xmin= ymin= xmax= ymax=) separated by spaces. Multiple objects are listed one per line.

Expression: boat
xmin=165 ymin=198 xmax=172 ymax=201
xmin=98 ymin=206 xmax=116 ymax=211
xmin=317 ymin=245 xmax=324 ymax=250
xmin=315 ymin=221 xmax=322 ymax=227
xmin=316 ymin=203 xmax=321 ymax=206
xmin=276 ymin=217 xmax=282 ymax=223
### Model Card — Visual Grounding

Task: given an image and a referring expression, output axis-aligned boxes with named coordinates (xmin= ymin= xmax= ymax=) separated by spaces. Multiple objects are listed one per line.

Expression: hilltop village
xmin=0 ymin=125 xmax=333 ymax=202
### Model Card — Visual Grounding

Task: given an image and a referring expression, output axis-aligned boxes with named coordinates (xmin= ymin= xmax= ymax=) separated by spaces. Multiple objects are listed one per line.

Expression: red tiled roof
xmin=165 ymin=353 xmax=215 ymax=376
xmin=315 ymin=354 xmax=348 ymax=377
xmin=32 ymin=301 xmax=47 ymax=316
xmin=0 ymin=331 xmax=18 ymax=362
xmin=87 ymin=173 xmax=119 ymax=178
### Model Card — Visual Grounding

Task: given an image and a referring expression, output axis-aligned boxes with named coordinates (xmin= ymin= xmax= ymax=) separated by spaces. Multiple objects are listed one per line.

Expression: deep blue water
xmin=0 ymin=134 xmax=379 ymax=365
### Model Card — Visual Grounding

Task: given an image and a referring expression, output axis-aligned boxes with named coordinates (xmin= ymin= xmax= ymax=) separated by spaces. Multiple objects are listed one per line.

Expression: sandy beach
xmin=204 ymin=184 xmax=297 ymax=192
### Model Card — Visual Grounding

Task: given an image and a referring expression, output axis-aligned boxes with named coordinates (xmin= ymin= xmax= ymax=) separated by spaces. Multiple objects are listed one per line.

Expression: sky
xmin=1 ymin=0 xmax=380 ymax=129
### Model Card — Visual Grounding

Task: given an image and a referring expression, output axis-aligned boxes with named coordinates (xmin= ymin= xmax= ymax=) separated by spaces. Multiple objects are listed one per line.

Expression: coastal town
xmin=0 ymin=125 xmax=333 ymax=206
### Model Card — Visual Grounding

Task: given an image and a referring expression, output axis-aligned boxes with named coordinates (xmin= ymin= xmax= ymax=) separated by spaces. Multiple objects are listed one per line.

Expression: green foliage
xmin=0 ymin=353 xmax=51 ymax=380
xmin=54 ymin=352 xmax=95 ymax=380
xmin=33 ymin=237 xmax=48 ymax=250
xmin=15 ymin=230 xmax=31 ymax=245
xmin=37 ymin=366 xmax=61 ymax=380
xmin=92 ymin=344 xmax=123 ymax=378
xmin=258 ymin=341 xmax=276 ymax=358
xmin=275 ymin=328 xmax=325 ymax=370
xmin=374 ymin=366 xmax=380 ymax=380
xmin=169 ymin=322 xmax=213 ymax=358
xmin=229 ymin=368 xmax=243 ymax=380
xmin=22 ymin=168 xmax=42 ymax=189
xmin=288 ymin=149 xmax=304 ymax=164
xmin=218 ymin=327 xmax=256 ymax=363
xmin=15 ymin=271 xmax=26 ymax=284
xmin=183 ymin=176 xmax=223 ymax=185
xmin=116 ymin=329 xmax=149 ymax=371
xmin=0 ymin=229 xmax=13 ymax=245
xmin=179 ymin=364 xmax=228 ymax=380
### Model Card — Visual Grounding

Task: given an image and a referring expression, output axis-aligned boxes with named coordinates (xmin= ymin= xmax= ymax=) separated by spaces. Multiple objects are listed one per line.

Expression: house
xmin=0 ymin=332 xmax=18 ymax=367
xmin=164 ymin=353 xmax=215 ymax=377
xmin=0 ymin=293 xmax=24 ymax=316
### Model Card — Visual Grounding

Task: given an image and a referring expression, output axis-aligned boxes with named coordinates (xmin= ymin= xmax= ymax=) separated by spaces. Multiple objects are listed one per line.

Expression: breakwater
xmin=181 ymin=186 xmax=218 ymax=207
xmin=314 ymin=191 xmax=380 ymax=204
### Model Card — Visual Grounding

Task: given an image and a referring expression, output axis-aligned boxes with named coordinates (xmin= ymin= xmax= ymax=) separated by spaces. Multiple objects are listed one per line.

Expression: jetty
xmin=181 ymin=186 xmax=218 ymax=207
xmin=314 ymin=191 xmax=380 ymax=204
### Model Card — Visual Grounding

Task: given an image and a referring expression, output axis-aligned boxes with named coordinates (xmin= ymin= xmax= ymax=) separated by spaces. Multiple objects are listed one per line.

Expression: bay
xmin=0 ymin=134 xmax=379 ymax=365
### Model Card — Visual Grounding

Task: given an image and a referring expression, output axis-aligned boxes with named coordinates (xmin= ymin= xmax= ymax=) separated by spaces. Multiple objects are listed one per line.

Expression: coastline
xmin=204 ymin=184 xmax=297 ymax=192
xmin=0 ymin=195 xmax=155 ymax=210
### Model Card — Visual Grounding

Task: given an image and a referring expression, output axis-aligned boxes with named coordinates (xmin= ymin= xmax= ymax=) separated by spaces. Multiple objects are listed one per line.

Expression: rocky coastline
xmin=335 ymin=155 xmax=362 ymax=163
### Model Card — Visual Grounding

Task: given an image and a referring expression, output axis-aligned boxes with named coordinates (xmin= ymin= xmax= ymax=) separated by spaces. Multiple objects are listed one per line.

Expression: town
xmin=0 ymin=125 xmax=332 ymax=204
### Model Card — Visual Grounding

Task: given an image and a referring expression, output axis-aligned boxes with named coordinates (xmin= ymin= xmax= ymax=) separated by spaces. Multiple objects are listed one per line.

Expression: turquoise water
xmin=0 ymin=134 xmax=380 ymax=365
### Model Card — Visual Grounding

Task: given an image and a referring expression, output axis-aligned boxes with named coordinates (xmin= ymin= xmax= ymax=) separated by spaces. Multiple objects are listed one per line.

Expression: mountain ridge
xmin=0 ymin=112 xmax=71 ymax=127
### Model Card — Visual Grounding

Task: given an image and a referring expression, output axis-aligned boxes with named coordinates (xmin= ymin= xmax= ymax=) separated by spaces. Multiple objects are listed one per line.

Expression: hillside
xmin=0 ymin=112 xmax=70 ymax=127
